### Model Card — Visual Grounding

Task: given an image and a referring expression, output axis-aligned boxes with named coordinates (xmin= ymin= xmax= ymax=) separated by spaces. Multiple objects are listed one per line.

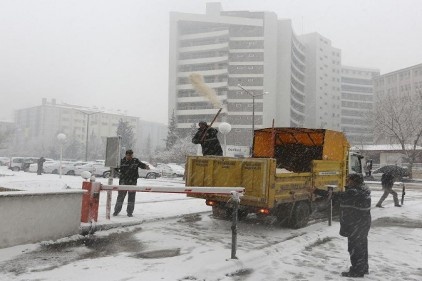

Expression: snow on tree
xmin=373 ymin=91 xmax=422 ymax=178
xmin=116 ymin=119 xmax=135 ymax=151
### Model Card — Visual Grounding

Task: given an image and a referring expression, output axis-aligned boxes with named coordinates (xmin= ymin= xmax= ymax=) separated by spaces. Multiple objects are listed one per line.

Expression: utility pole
xmin=74 ymin=109 xmax=101 ymax=161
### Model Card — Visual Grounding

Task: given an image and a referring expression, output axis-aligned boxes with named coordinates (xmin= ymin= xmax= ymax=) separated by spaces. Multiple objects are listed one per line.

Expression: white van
xmin=9 ymin=157 xmax=39 ymax=171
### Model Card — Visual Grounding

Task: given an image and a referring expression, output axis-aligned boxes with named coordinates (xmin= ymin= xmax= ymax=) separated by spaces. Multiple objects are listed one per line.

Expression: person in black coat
xmin=37 ymin=157 xmax=46 ymax=175
xmin=113 ymin=149 xmax=149 ymax=217
xmin=376 ymin=171 xmax=401 ymax=207
xmin=192 ymin=121 xmax=223 ymax=156
xmin=339 ymin=173 xmax=371 ymax=278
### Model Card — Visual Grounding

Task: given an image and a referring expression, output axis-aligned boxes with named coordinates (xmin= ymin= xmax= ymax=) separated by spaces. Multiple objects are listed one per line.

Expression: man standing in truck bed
xmin=192 ymin=121 xmax=223 ymax=156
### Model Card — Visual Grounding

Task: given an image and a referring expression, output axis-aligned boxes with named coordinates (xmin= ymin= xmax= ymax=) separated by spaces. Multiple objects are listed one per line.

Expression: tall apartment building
xmin=340 ymin=66 xmax=379 ymax=145
xmin=13 ymin=98 xmax=166 ymax=159
xmin=169 ymin=3 xmax=307 ymax=148
xmin=169 ymin=3 xmax=345 ymax=149
xmin=300 ymin=33 xmax=342 ymax=130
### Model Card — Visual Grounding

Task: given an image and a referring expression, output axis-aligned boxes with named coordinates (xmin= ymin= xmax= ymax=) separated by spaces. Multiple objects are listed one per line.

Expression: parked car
xmin=138 ymin=162 xmax=161 ymax=179
xmin=156 ymin=163 xmax=185 ymax=177
xmin=28 ymin=159 xmax=56 ymax=173
xmin=9 ymin=157 xmax=40 ymax=171
xmin=62 ymin=161 xmax=89 ymax=176
xmin=74 ymin=162 xmax=109 ymax=177
xmin=43 ymin=160 xmax=77 ymax=174
xmin=0 ymin=157 xmax=10 ymax=166
xmin=371 ymin=165 xmax=410 ymax=181
xmin=103 ymin=161 xmax=161 ymax=179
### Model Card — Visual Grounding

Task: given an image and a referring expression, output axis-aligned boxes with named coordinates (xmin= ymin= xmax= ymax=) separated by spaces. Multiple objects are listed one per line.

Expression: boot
xmin=341 ymin=271 xmax=364 ymax=278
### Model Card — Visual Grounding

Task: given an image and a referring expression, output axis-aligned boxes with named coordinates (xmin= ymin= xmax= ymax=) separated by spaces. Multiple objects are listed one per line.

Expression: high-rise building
xmin=300 ymin=33 xmax=342 ymax=130
xmin=341 ymin=66 xmax=379 ymax=145
xmin=169 ymin=3 xmax=308 ymax=148
xmin=169 ymin=3 xmax=348 ymax=149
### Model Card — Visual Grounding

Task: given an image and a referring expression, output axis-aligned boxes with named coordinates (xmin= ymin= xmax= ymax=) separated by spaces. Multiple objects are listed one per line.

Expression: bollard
xmin=401 ymin=183 xmax=406 ymax=205
xmin=80 ymin=181 xmax=101 ymax=223
xmin=327 ymin=186 xmax=333 ymax=226
xmin=230 ymin=191 xmax=242 ymax=259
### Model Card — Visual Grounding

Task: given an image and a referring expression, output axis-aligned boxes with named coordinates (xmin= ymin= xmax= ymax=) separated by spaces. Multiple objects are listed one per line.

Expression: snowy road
xmin=1 ymin=168 xmax=422 ymax=280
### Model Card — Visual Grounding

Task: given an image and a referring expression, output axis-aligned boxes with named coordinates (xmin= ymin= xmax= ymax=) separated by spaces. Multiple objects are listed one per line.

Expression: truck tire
xmin=212 ymin=206 xmax=231 ymax=219
xmin=289 ymin=201 xmax=311 ymax=229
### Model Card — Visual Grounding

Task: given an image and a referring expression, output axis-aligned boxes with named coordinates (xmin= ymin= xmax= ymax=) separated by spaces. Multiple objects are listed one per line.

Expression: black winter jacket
xmin=339 ymin=184 xmax=371 ymax=238
xmin=117 ymin=157 xmax=148 ymax=185
xmin=192 ymin=126 xmax=223 ymax=156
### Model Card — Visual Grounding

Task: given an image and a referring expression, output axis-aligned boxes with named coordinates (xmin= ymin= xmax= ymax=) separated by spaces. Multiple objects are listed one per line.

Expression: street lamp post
xmin=57 ymin=133 xmax=67 ymax=178
xmin=237 ymin=84 xmax=268 ymax=148
xmin=74 ymin=109 xmax=101 ymax=161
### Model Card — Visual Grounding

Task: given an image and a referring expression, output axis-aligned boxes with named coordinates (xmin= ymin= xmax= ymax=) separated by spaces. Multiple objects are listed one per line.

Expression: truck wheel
xmin=289 ymin=201 xmax=311 ymax=229
xmin=238 ymin=210 xmax=248 ymax=221
xmin=212 ymin=206 xmax=231 ymax=219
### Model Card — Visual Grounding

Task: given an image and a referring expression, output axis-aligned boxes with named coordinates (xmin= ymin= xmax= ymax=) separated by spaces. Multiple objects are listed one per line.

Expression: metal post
xmin=237 ymin=84 xmax=267 ymax=156
xmin=231 ymin=191 xmax=241 ymax=259
xmin=252 ymin=95 xmax=255 ymax=144
xmin=85 ymin=114 xmax=90 ymax=162
xmin=106 ymin=169 xmax=114 ymax=220
xmin=401 ymin=183 xmax=406 ymax=205
xmin=328 ymin=186 xmax=333 ymax=226
xmin=59 ymin=144 xmax=63 ymax=178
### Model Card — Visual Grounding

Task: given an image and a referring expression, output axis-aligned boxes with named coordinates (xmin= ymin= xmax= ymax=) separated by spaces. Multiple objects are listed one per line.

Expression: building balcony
xmin=229 ymin=49 xmax=264 ymax=53
xmin=176 ymin=108 xmax=226 ymax=115
xmin=177 ymin=95 xmax=227 ymax=103
xmin=179 ymin=42 xmax=229 ymax=53
xmin=177 ymin=68 xmax=228 ymax=77
xmin=178 ymin=56 xmax=229 ymax=66
xmin=177 ymin=81 xmax=228 ymax=90
xmin=180 ymin=30 xmax=229 ymax=40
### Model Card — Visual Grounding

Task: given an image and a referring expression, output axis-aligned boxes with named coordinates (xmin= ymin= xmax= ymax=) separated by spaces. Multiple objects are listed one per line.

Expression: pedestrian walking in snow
xmin=113 ymin=149 xmax=149 ymax=217
xmin=376 ymin=171 xmax=401 ymax=207
xmin=339 ymin=173 xmax=371 ymax=278
xmin=192 ymin=121 xmax=223 ymax=156
xmin=37 ymin=157 xmax=46 ymax=175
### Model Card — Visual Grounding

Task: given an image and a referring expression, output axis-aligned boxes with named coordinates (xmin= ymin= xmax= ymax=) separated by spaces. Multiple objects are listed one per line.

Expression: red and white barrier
xmin=80 ymin=182 xmax=245 ymax=223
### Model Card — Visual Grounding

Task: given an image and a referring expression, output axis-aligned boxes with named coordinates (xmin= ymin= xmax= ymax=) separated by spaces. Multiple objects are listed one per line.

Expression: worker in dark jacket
xmin=339 ymin=173 xmax=371 ymax=278
xmin=192 ymin=121 xmax=223 ymax=156
xmin=376 ymin=171 xmax=401 ymax=207
xmin=113 ymin=149 xmax=149 ymax=217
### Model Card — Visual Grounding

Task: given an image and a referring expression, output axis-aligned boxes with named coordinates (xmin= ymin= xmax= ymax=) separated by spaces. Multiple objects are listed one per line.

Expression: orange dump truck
xmin=185 ymin=127 xmax=363 ymax=228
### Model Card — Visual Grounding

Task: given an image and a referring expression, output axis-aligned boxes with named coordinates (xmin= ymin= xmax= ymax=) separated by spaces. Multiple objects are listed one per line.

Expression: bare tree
xmin=373 ymin=90 xmax=422 ymax=178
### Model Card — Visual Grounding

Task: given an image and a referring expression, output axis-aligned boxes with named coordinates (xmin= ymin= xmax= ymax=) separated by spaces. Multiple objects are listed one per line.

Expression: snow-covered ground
xmin=0 ymin=166 xmax=421 ymax=281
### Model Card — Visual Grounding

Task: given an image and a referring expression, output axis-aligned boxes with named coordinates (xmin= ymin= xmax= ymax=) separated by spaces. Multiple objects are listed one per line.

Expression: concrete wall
xmin=0 ymin=190 xmax=85 ymax=249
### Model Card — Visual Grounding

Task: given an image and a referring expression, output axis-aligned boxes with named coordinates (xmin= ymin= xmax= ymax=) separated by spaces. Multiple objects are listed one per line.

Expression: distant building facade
xmin=12 ymin=98 xmax=166 ymax=159
xmin=341 ymin=66 xmax=379 ymax=145
xmin=373 ymin=63 xmax=422 ymax=99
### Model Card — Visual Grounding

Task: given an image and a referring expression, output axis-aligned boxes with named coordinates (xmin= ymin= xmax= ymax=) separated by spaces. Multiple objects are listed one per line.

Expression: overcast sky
xmin=1 ymin=0 xmax=421 ymax=124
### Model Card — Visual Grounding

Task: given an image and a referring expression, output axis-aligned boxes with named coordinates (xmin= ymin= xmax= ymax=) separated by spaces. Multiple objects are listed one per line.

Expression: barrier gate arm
xmin=101 ymin=184 xmax=245 ymax=220
xmin=80 ymin=183 xmax=245 ymax=223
